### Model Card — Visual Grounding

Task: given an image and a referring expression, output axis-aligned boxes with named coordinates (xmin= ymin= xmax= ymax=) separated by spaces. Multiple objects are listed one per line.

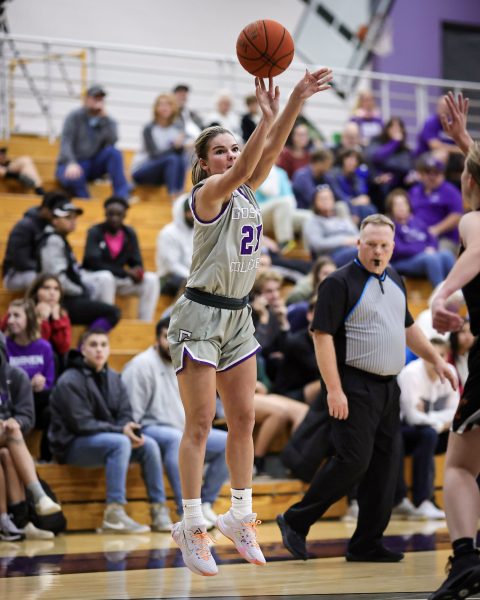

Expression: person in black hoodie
xmin=0 ymin=332 xmax=62 ymax=541
xmin=49 ymin=329 xmax=169 ymax=533
xmin=37 ymin=199 xmax=121 ymax=331
xmin=2 ymin=191 xmax=67 ymax=291
xmin=82 ymin=197 xmax=159 ymax=321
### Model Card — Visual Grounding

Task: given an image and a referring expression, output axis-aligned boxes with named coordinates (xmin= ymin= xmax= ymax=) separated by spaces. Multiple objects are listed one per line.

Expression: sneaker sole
xmin=216 ymin=516 xmax=266 ymax=566
xmin=429 ymin=566 xmax=480 ymax=600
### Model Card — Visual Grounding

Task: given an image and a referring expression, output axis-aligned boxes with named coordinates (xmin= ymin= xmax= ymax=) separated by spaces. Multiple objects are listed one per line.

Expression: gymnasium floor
xmin=1 ymin=518 xmax=475 ymax=600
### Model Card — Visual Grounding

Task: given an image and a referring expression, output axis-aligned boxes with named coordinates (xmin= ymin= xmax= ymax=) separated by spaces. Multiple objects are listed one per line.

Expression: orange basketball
xmin=236 ymin=19 xmax=294 ymax=78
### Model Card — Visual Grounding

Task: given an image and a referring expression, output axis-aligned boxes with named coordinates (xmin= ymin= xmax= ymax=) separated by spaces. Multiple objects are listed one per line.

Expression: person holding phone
xmin=49 ymin=329 xmax=170 ymax=534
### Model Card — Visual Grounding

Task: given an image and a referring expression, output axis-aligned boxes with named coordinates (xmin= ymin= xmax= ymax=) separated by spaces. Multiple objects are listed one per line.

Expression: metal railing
xmin=1 ymin=33 xmax=480 ymax=148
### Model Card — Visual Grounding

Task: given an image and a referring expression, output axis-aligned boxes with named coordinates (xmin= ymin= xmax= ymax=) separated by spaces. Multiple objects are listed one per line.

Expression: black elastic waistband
xmin=184 ymin=287 xmax=248 ymax=310
xmin=344 ymin=365 xmax=395 ymax=382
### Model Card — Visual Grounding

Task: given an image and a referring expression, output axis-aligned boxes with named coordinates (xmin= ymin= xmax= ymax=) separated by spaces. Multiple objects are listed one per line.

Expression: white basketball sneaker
xmin=216 ymin=511 xmax=266 ymax=565
xmin=171 ymin=521 xmax=218 ymax=576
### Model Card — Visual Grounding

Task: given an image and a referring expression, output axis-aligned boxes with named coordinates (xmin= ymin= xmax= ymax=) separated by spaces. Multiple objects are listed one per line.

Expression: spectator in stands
xmin=241 ymin=94 xmax=260 ymax=143
xmin=250 ymin=271 xmax=290 ymax=382
xmin=37 ymin=199 xmax=121 ymax=331
xmin=82 ymin=196 xmax=159 ymax=322
xmin=409 ymin=153 xmax=463 ymax=251
xmin=131 ymin=94 xmax=189 ymax=202
xmin=386 ymin=188 xmax=455 ymax=288
xmin=205 ymin=90 xmax=241 ymax=138
xmin=49 ymin=329 xmax=167 ymax=534
xmin=286 ymin=256 xmax=336 ymax=306
xmin=172 ymin=83 xmax=204 ymax=139
xmin=330 ymin=122 xmax=363 ymax=165
xmin=253 ymin=380 xmax=308 ymax=477
xmin=56 ymin=85 xmax=131 ymax=200
xmin=393 ymin=338 xmax=458 ymax=520
xmin=2 ymin=191 xmax=66 ymax=291
xmin=365 ymin=117 xmax=414 ymax=211
xmin=448 ymin=319 xmax=475 ymax=396
xmin=303 ymin=184 xmax=359 ymax=265
xmin=5 ymin=299 xmax=55 ymax=461
xmin=0 ymin=446 xmax=55 ymax=539
xmin=350 ymin=90 xmax=383 ymax=146
xmin=416 ymin=96 xmax=463 ymax=159
xmin=292 ymin=148 xmax=334 ymax=210
xmin=327 ymin=149 xmax=376 ymax=223
xmin=256 ymin=165 xmax=308 ymax=249
xmin=156 ymin=194 xmax=193 ymax=297
xmin=0 ymin=331 xmax=61 ymax=520
xmin=274 ymin=298 xmax=320 ymax=405
xmin=122 ymin=317 xmax=229 ymax=530
xmin=277 ymin=123 xmax=316 ymax=180
xmin=24 ymin=274 xmax=72 ymax=358
xmin=0 ymin=147 xmax=44 ymax=196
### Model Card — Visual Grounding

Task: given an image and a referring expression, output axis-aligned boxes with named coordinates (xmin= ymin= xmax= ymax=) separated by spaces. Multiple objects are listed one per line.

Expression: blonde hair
xmin=152 ymin=93 xmax=179 ymax=125
xmin=252 ymin=270 xmax=283 ymax=296
xmin=191 ymin=125 xmax=231 ymax=185
xmin=360 ymin=213 xmax=395 ymax=232
xmin=466 ymin=141 xmax=480 ymax=188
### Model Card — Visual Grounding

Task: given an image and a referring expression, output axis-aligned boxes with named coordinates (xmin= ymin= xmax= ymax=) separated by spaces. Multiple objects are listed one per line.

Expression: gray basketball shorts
xmin=167 ymin=295 xmax=261 ymax=373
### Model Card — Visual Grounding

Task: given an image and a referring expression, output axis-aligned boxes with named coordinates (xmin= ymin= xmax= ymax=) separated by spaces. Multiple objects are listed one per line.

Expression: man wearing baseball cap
xmin=55 ymin=85 xmax=131 ymax=201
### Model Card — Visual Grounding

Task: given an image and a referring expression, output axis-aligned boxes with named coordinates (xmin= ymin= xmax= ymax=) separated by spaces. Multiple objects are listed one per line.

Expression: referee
xmin=277 ymin=214 xmax=456 ymax=562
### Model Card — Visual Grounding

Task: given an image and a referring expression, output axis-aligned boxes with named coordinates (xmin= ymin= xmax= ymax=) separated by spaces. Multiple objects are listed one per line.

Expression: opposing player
xmin=167 ymin=69 xmax=333 ymax=576
xmin=430 ymin=92 xmax=480 ymax=600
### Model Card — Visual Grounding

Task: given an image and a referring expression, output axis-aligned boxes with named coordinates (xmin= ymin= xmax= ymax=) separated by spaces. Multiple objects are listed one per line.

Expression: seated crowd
xmin=0 ymin=83 xmax=473 ymax=540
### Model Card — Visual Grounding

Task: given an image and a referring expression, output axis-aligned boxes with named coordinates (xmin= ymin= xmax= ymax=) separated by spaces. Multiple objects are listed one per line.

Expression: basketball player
xmin=167 ymin=69 xmax=333 ymax=576
xmin=430 ymin=92 xmax=480 ymax=600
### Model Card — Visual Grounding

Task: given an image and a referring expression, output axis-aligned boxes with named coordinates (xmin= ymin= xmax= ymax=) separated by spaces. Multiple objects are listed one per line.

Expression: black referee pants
xmin=284 ymin=366 xmax=401 ymax=554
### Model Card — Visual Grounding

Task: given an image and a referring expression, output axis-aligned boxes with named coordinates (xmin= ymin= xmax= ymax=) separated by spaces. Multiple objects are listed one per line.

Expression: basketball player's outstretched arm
xmin=432 ymin=91 xmax=480 ymax=333
xmin=197 ymin=78 xmax=278 ymax=215
xmin=247 ymin=67 xmax=333 ymax=190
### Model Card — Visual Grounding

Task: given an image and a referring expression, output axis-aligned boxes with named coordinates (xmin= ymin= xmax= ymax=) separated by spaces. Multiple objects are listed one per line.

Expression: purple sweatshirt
xmin=416 ymin=114 xmax=456 ymax=156
xmin=409 ymin=181 xmax=463 ymax=243
xmin=350 ymin=115 xmax=383 ymax=144
xmin=392 ymin=216 xmax=438 ymax=260
xmin=6 ymin=337 xmax=55 ymax=390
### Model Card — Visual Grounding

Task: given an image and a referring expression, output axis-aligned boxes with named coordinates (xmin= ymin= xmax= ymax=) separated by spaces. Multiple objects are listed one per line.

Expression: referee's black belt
xmin=184 ymin=287 xmax=248 ymax=310
xmin=343 ymin=365 xmax=395 ymax=382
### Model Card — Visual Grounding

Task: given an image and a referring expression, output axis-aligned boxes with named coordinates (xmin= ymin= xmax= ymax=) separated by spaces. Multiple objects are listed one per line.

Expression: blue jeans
xmin=142 ymin=425 xmax=228 ymax=513
xmin=392 ymin=250 xmax=455 ymax=288
xmin=56 ymin=146 xmax=130 ymax=199
xmin=132 ymin=152 xmax=186 ymax=194
xmin=65 ymin=432 xmax=165 ymax=504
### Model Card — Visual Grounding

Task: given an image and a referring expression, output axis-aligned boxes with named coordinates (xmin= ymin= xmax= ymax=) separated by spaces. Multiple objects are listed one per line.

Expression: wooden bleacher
xmin=2 ymin=135 xmax=440 ymax=531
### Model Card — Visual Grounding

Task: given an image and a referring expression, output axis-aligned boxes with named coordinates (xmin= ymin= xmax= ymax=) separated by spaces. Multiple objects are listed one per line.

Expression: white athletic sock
xmin=230 ymin=488 xmax=253 ymax=520
xmin=182 ymin=498 xmax=205 ymax=529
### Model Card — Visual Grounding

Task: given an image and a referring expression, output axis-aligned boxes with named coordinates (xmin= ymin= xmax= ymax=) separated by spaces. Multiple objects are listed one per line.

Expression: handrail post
xmin=44 ymin=41 xmax=55 ymax=141
xmin=0 ymin=38 xmax=10 ymax=139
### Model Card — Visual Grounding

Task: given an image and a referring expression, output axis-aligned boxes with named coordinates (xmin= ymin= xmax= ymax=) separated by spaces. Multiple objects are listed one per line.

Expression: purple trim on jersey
xmin=216 ymin=344 xmax=261 ymax=373
xmin=175 ymin=345 xmax=217 ymax=374
xmin=191 ymin=186 xmax=231 ymax=225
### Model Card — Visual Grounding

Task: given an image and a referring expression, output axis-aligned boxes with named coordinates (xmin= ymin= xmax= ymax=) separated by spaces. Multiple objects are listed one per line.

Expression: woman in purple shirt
xmin=6 ymin=299 xmax=55 ymax=460
xmin=409 ymin=154 xmax=463 ymax=249
xmin=386 ymin=189 xmax=455 ymax=287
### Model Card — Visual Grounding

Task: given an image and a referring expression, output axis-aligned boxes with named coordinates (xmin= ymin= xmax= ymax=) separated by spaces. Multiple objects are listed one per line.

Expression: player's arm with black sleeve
xmin=311 ymin=276 xmax=349 ymax=420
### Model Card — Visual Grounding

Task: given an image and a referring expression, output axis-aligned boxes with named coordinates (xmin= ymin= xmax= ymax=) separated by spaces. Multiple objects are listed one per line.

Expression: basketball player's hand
xmin=432 ymin=296 xmax=464 ymax=334
xmin=433 ymin=358 xmax=458 ymax=391
xmin=293 ymin=68 xmax=333 ymax=101
xmin=255 ymin=77 xmax=279 ymax=124
xmin=441 ymin=92 xmax=469 ymax=145
xmin=327 ymin=389 xmax=349 ymax=420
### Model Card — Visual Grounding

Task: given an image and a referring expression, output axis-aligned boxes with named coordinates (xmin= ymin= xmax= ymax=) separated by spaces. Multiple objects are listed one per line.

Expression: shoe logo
xmin=179 ymin=329 xmax=192 ymax=342
xmin=104 ymin=521 xmax=126 ymax=530
xmin=192 ymin=527 xmax=203 ymax=534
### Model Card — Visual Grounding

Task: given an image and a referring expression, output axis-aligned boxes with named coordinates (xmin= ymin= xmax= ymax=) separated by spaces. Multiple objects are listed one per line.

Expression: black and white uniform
xmin=452 ymin=242 xmax=480 ymax=433
xmin=284 ymin=259 xmax=414 ymax=555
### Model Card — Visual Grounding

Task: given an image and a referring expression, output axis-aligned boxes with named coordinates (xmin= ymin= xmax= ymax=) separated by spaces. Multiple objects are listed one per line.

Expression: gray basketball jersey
xmin=186 ymin=181 xmax=262 ymax=298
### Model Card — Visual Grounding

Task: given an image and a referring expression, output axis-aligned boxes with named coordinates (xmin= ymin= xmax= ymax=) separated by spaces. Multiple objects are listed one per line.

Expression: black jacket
xmin=0 ymin=332 xmax=35 ymax=435
xmin=274 ymin=329 xmax=319 ymax=396
xmin=82 ymin=223 xmax=143 ymax=279
xmin=48 ymin=351 xmax=132 ymax=462
xmin=2 ymin=207 xmax=48 ymax=276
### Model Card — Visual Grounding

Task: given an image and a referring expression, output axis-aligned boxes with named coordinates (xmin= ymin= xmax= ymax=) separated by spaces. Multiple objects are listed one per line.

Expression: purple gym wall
xmin=373 ymin=0 xmax=480 ymax=78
